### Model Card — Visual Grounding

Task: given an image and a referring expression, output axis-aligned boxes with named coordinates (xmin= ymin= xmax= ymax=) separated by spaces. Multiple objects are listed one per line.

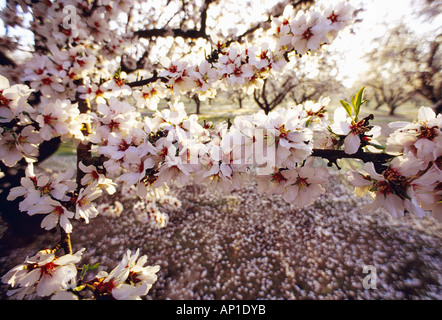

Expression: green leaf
xmin=89 ymin=263 xmax=100 ymax=271
xmin=340 ymin=100 xmax=352 ymax=117
xmin=79 ymin=265 xmax=88 ymax=280
xmin=353 ymin=86 xmax=366 ymax=119
xmin=368 ymin=142 xmax=386 ymax=150
xmin=79 ymin=263 xmax=100 ymax=280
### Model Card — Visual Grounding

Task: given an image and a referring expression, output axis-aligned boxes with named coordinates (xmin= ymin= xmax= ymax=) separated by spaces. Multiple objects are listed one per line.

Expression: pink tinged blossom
xmin=290 ymin=11 xmax=331 ymax=55
xmin=36 ymin=99 xmax=79 ymax=141
xmin=27 ymin=197 xmax=74 ymax=233
xmin=30 ymin=74 xmax=66 ymax=96
xmin=354 ymin=162 xmax=427 ymax=219
xmin=0 ymin=125 xmax=43 ymax=166
xmin=75 ymin=185 xmax=103 ymax=223
xmin=7 ymin=167 xmax=75 ymax=213
xmin=79 ymin=161 xmax=117 ymax=195
xmin=322 ymin=2 xmax=354 ymax=39
xmin=409 ymin=164 xmax=442 ymax=221
xmin=0 ymin=75 xmax=35 ymax=123
xmin=120 ymin=147 xmax=155 ymax=186
xmin=331 ymin=107 xmax=367 ymax=154
xmin=281 ymin=161 xmax=329 ymax=208
xmin=344 ymin=132 xmax=360 ymax=155
xmin=1 ymin=248 xmax=84 ymax=299
xmin=92 ymin=249 xmax=159 ymax=300
xmin=256 ymin=169 xmax=288 ymax=196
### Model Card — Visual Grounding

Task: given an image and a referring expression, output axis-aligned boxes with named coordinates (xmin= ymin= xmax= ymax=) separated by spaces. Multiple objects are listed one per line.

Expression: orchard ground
xmin=0 ymin=100 xmax=441 ymax=300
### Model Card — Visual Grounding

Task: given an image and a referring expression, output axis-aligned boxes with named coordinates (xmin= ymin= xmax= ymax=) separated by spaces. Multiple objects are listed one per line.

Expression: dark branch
xmin=135 ymin=28 xmax=208 ymax=40
xmin=311 ymin=149 xmax=394 ymax=173
xmin=127 ymin=70 xmax=169 ymax=88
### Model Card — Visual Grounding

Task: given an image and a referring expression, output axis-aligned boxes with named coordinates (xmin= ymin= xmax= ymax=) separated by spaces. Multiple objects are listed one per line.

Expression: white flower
xmin=263 ymin=107 xmax=313 ymax=167
xmin=1 ymin=248 xmax=84 ymax=299
xmin=159 ymin=57 xmax=194 ymax=94
xmin=36 ymin=99 xmax=80 ymax=141
xmin=0 ymin=75 xmax=35 ymax=123
xmin=409 ymin=163 xmax=442 ymax=221
xmin=270 ymin=4 xmax=293 ymax=38
xmin=290 ymin=11 xmax=331 ymax=55
xmin=106 ymin=70 xmax=131 ymax=96
xmin=281 ymin=159 xmax=329 ymax=207
xmin=0 ymin=125 xmax=43 ymax=166
xmin=215 ymin=43 xmax=254 ymax=87
xmin=91 ymin=96 xmax=139 ymax=141
xmin=75 ymin=185 xmax=102 ymax=223
xmin=188 ymin=60 xmax=219 ymax=100
xmin=120 ymin=146 xmax=155 ymax=186
xmin=386 ymin=106 xmax=441 ymax=166
xmin=154 ymin=145 xmax=193 ymax=187
xmin=132 ymin=82 xmax=166 ymax=110
xmin=29 ymin=73 xmax=65 ymax=97
xmin=330 ymin=107 xmax=379 ymax=155
xmin=77 ymin=80 xmax=109 ymax=104
xmin=92 ymin=249 xmax=159 ymax=300
xmin=27 ymin=197 xmax=74 ymax=233
xmin=351 ymin=162 xmax=426 ymax=219
xmin=321 ymin=2 xmax=354 ymax=40
xmin=256 ymin=168 xmax=288 ymax=196
xmin=79 ymin=161 xmax=117 ymax=195
xmin=7 ymin=168 xmax=76 ymax=212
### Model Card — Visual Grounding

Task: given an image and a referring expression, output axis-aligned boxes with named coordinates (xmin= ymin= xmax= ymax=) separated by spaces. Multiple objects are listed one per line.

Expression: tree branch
xmin=311 ymin=149 xmax=394 ymax=173
xmin=135 ymin=28 xmax=208 ymax=40
xmin=127 ymin=70 xmax=169 ymax=88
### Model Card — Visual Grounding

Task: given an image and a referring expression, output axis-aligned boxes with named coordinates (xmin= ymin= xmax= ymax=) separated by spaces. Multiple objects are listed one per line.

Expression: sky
xmin=0 ymin=0 xmax=440 ymax=87
xmin=327 ymin=0 xmax=441 ymax=87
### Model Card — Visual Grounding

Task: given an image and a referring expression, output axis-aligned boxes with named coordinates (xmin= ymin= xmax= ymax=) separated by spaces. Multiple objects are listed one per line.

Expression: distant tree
xmin=253 ymin=74 xmax=297 ymax=114
xmin=232 ymin=88 xmax=248 ymax=109
xmin=253 ymin=54 xmax=345 ymax=114
xmin=288 ymin=55 xmax=345 ymax=105
xmin=365 ymin=21 xmax=441 ymax=115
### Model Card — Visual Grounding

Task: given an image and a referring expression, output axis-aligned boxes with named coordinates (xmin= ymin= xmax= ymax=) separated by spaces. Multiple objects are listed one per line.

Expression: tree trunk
xmin=388 ymin=104 xmax=397 ymax=116
xmin=192 ymin=95 xmax=201 ymax=114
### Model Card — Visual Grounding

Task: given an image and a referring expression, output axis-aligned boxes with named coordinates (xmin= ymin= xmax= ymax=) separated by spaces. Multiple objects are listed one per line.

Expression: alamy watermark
xmin=362 ymin=265 xmax=377 ymax=290
xmin=62 ymin=5 xmax=77 ymax=30
xmin=171 ymin=127 xmax=278 ymax=176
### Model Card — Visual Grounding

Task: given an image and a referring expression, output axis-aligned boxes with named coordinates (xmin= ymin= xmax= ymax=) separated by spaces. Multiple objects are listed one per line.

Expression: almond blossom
xmin=409 ymin=163 xmax=442 ymax=222
xmin=348 ymin=162 xmax=427 ymax=219
xmin=330 ymin=107 xmax=381 ymax=155
xmin=35 ymin=99 xmax=87 ymax=142
xmin=90 ymin=249 xmax=160 ymax=300
xmin=1 ymin=248 xmax=84 ymax=299
xmin=27 ymin=197 xmax=75 ymax=233
xmin=78 ymin=161 xmax=117 ymax=195
xmin=188 ymin=60 xmax=218 ymax=100
xmin=0 ymin=125 xmax=43 ymax=166
xmin=386 ymin=106 xmax=442 ymax=167
xmin=74 ymin=185 xmax=103 ymax=224
xmin=7 ymin=166 xmax=76 ymax=212
xmin=132 ymin=82 xmax=166 ymax=110
xmin=280 ymin=158 xmax=330 ymax=207
xmin=0 ymin=75 xmax=35 ymax=123
xmin=290 ymin=11 xmax=331 ymax=55
xmin=321 ymin=2 xmax=354 ymax=40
